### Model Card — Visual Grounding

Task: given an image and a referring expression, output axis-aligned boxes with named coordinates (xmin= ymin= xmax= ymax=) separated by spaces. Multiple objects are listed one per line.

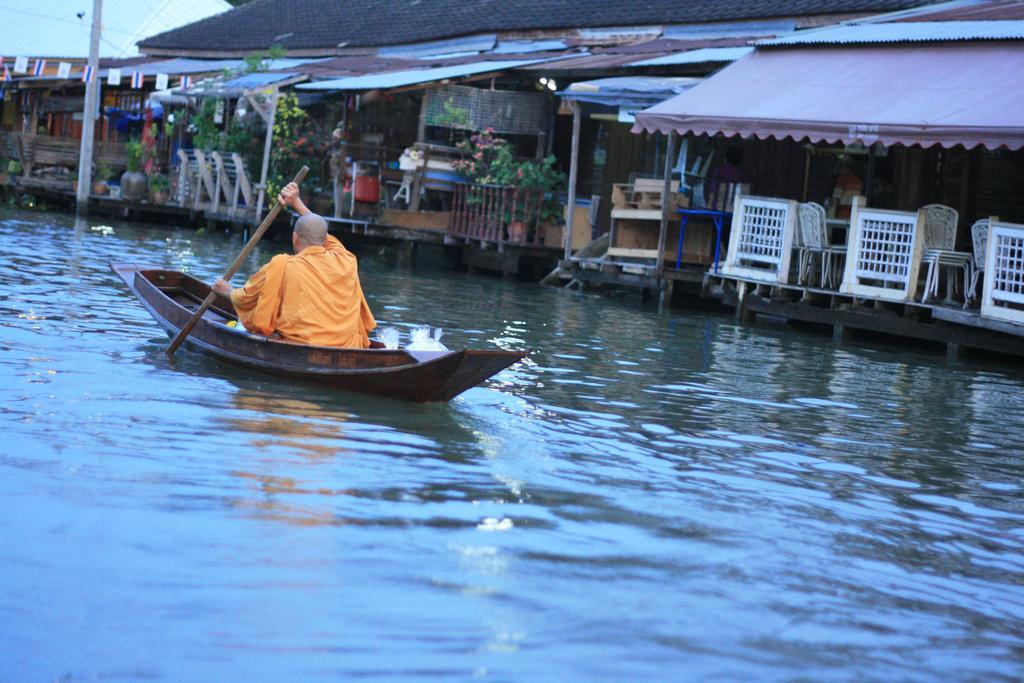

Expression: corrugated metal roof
xmin=182 ymin=71 xmax=305 ymax=97
xmin=629 ymin=46 xmax=755 ymax=66
xmin=492 ymin=39 xmax=569 ymax=54
xmin=662 ymin=19 xmax=795 ymax=40
xmin=379 ymin=34 xmax=497 ymax=59
xmin=221 ymin=72 xmax=302 ymax=90
xmin=759 ymin=20 xmax=1024 ymax=45
xmin=296 ymin=59 xmax=545 ymax=91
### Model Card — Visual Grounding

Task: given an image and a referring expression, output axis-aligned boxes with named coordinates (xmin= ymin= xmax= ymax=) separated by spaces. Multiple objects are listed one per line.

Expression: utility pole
xmin=76 ymin=0 xmax=103 ymax=212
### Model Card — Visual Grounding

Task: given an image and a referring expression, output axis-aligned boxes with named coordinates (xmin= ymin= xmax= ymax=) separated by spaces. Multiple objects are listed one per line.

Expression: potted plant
xmin=7 ymin=159 xmax=23 ymax=176
xmin=120 ymin=138 xmax=148 ymax=201
xmin=93 ymin=161 xmax=112 ymax=195
xmin=148 ymin=173 xmax=170 ymax=204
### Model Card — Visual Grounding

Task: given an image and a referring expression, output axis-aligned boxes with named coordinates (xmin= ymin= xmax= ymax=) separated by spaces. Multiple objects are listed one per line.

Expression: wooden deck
xmin=707 ymin=273 xmax=1024 ymax=360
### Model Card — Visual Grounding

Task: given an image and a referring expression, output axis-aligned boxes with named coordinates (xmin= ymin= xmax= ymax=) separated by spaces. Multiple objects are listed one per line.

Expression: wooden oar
xmin=166 ymin=166 xmax=309 ymax=357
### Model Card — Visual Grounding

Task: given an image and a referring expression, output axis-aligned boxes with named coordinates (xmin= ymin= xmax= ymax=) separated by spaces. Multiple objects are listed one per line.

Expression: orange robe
xmin=230 ymin=235 xmax=376 ymax=348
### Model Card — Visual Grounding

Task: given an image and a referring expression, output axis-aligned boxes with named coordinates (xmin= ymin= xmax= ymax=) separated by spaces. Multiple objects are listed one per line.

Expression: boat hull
xmin=112 ymin=264 xmax=526 ymax=402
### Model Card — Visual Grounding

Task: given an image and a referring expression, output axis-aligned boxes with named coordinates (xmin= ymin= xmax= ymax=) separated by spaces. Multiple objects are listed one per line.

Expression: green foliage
xmin=437 ymin=97 xmax=469 ymax=129
xmin=125 ymin=137 xmax=144 ymax=173
xmin=191 ymin=99 xmax=221 ymax=152
xmin=453 ymin=129 xmax=565 ymax=192
xmin=266 ymin=91 xmax=314 ymax=201
xmin=148 ymin=173 xmax=170 ymax=192
xmin=453 ymin=129 xmax=567 ymax=226
xmin=95 ymin=161 xmax=113 ymax=182
xmin=7 ymin=159 xmax=23 ymax=175
xmin=243 ymin=45 xmax=285 ymax=74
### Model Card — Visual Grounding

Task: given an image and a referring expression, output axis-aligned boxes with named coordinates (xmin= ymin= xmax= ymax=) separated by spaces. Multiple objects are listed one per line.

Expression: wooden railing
xmin=0 ymin=131 xmax=166 ymax=175
xmin=449 ymin=182 xmax=546 ymax=245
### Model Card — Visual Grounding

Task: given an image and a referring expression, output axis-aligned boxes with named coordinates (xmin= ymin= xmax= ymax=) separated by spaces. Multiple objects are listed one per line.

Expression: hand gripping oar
xmin=166 ymin=166 xmax=310 ymax=357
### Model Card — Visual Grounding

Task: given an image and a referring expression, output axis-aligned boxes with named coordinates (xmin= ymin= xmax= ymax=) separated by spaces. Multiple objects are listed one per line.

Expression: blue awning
xmin=557 ymin=76 xmax=701 ymax=109
xmin=296 ymin=59 xmax=546 ymax=92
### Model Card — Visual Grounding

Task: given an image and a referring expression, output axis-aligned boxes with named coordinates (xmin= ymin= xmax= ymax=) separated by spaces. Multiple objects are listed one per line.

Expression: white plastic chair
xmin=920 ymin=204 xmax=971 ymax=303
xmin=797 ymin=202 xmax=844 ymax=288
xmin=966 ymin=218 xmax=991 ymax=308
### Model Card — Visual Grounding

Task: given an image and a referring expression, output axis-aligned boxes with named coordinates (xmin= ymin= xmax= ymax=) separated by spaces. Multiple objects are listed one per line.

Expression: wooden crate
xmin=611 ymin=179 xmax=681 ymax=211
xmin=608 ymin=218 xmax=714 ymax=265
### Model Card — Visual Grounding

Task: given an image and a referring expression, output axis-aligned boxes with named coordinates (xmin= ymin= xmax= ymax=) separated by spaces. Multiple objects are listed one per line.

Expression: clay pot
xmin=508 ymin=220 xmax=527 ymax=243
xmin=92 ymin=181 xmax=109 ymax=196
xmin=149 ymin=190 xmax=169 ymax=205
xmin=120 ymin=171 xmax=148 ymax=201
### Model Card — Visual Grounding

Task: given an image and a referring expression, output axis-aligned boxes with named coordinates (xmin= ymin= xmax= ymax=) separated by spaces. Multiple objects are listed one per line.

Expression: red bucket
xmin=354 ymin=172 xmax=380 ymax=204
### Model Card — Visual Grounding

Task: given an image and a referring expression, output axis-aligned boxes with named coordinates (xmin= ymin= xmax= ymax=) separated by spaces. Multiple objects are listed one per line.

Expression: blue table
xmin=675 ymin=208 xmax=732 ymax=272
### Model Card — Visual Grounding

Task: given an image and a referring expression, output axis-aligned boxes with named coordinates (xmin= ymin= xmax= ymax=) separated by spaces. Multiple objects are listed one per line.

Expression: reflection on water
xmin=0 ymin=207 xmax=1022 ymax=681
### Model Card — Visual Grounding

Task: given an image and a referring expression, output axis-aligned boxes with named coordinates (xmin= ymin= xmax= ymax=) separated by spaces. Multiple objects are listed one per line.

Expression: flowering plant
xmin=453 ymin=128 xmax=567 ymax=228
xmin=453 ymin=128 xmax=565 ymax=195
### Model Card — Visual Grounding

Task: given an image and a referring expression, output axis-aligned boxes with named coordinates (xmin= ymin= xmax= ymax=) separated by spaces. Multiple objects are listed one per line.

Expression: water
xmin=1 ymin=207 xmax=1022 ymax=681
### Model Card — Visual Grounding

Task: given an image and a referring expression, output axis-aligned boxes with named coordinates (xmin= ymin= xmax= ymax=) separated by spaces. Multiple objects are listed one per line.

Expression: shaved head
xmin=293 ymin=213 xmax=328 ymax=250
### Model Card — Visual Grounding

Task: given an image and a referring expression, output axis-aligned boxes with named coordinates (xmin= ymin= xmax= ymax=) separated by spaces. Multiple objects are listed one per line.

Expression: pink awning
xmin=632 ymin=44 xmax=1024 ymax=151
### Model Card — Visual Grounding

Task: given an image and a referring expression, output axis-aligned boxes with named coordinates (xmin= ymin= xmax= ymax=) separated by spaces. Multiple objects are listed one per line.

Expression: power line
xmin=0 ymin=5 xmax=136 ymax=36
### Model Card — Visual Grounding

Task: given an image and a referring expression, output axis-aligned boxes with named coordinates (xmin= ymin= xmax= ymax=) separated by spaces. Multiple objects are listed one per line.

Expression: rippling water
xmin=1 ymin=207 xmax=1022 ymax=681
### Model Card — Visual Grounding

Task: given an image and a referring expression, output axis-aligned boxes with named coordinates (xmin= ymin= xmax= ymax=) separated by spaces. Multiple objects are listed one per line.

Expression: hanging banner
xmin=2 ymin=65 xmax=11 ymax=82
xmin=155 ymin=73 xmax=168 ymax=90
xmin=33 ymin=59 xmax=46 ymax=77
xmin=14 ymin=56 xmax=28 ymax=73
xmin=81 ymin=65 xmax=94 ymax=83
xmin=57 ymin=62 xmax=72 ymax=79
xmin=107 ymin=68 xmax=121 ymax=86
xmin=131 ymin=71 xmax=144 ymax=89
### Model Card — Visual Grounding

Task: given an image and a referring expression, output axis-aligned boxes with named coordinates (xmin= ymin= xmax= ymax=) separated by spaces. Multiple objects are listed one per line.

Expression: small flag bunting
xmin=14 ymin=56 xmax=28 ymax=74
xmin=2 ymin=65 xmax=11 ymax=82
xmin=155 ymin=73 xmax=168 ymax=90
xmin=107 ymin=68 xmax=121 ymax=86
xmin=179 ymin=75 xmax=192 ymax=89
xmin=33 ymin=59 xmax=46 ymax=77
xmin=131 ymin=71 xmax=143 ymax=89
xmin=81 ymin=65 xmax=94 ymax=83
xmin=57 ymin=61 xmax=71 ymax=79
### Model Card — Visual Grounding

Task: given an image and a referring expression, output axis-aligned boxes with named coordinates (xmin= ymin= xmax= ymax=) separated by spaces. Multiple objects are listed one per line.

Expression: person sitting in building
xmin=212 ymin=183 xmax=377 ymax=348
xmin=831 ymin=155 xmax=863 ymax=219
xmin=706 ymin=145 xmax=744 ymax=209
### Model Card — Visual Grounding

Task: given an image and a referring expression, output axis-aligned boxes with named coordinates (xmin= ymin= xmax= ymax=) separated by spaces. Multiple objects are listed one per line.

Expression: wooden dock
xmin=707 ymin=273 xmax=1024 ymax=360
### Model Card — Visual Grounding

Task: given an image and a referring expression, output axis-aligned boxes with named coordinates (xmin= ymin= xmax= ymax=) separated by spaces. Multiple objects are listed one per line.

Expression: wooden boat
xmin=112 ymin=264 xmax=527 ymax=402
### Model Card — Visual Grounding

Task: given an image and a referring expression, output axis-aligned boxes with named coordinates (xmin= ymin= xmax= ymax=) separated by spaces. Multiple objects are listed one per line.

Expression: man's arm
xmin=279 ymin=181 xmax=310 ymax=216
xmin=211 ymin=182 xmax=313 ymax=297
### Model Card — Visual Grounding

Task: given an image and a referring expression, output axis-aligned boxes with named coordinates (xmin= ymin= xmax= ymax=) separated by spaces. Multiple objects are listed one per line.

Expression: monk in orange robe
xmin=212 ymin=183 xmax=376 ymax=348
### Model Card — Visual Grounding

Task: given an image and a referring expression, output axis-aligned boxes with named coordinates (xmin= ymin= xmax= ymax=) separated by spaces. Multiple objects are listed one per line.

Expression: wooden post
xmin=409 ymin=148 xmax=431 ymax=212
xmin=75 ymin=0 xmax=102 ymax=211
xmin=255 ymin=87 xmax=279 ymax=219
xmin=655 ymin=130 xmax=677 ymax=279
xmin=563 ymin=101 xmax=581 ymax=261
xmin=801 ymin=147 xmax=811 ymax=202
xmin=416 ymin=92 xmax=428 ymax=142
xmin=865 ymin=144 xmax=878 ymax=204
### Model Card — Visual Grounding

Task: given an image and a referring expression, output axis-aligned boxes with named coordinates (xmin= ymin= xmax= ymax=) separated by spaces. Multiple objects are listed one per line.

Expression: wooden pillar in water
xmin=255 ymin=87 xmax=280 ymax=219
xmin=563 ymin=101 xmax=581 ymax=262
xmin=656 ymin=131 xmax=677 ymax=306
